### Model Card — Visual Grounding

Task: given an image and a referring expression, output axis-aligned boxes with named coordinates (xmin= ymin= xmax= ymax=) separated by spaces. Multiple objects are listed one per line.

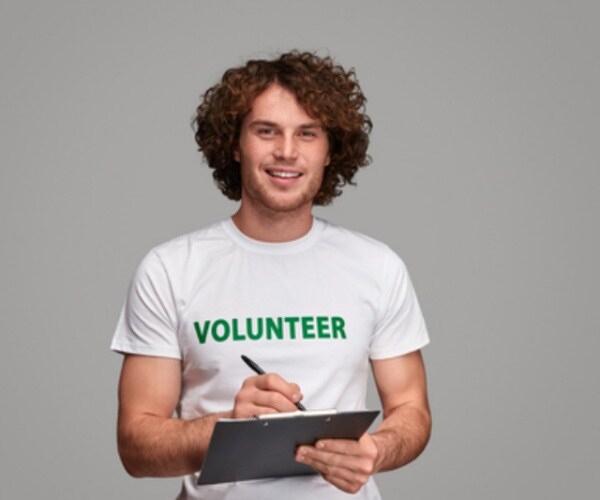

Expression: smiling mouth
xmin=266 ymin=169 xmax=302 ymax=179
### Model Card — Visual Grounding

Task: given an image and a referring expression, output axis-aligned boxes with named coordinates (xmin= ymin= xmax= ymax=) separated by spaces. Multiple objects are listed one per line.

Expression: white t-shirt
xmin=112 ymin=218 xmax=429 ymax=500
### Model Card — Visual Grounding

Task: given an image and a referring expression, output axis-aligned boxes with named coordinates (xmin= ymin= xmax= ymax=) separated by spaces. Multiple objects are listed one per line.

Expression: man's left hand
xmin=295 ymin=433 xmax=379 ymax=494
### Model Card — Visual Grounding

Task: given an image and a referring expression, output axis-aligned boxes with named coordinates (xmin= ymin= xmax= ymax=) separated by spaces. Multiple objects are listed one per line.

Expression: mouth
xmin=266 ymin=169 xmax=302 ymax=179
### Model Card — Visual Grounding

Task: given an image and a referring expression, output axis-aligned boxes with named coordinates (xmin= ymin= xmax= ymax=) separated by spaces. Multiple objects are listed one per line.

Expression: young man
xmin=112 ymin=51 xmax=431 ymax=499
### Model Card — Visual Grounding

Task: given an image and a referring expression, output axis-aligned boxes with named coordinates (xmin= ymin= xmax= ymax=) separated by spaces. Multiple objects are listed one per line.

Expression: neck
xmin=231 ymin=205 xmax=314 ymax=242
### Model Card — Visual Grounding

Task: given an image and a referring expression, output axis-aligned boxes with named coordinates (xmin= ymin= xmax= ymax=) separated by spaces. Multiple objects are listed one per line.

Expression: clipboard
xmin=197 ymin=409 xmax=379 ymax=485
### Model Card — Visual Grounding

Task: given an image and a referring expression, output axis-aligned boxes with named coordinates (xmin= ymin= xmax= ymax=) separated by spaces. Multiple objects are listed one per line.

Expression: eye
xmin=299 ymin=130 xmax=318 ymax=139
xmin=257 ymin=127 xmax=275 ymax=136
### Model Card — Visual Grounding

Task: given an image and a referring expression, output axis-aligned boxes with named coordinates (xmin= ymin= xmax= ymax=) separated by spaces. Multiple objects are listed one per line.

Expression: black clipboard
xmin=197 ymin=409 xmax=379 ymax=485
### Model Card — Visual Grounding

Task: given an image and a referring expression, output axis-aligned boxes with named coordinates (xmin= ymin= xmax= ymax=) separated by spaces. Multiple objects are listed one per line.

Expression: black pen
xmin=240 ymin=355 xmax=306 ymax=411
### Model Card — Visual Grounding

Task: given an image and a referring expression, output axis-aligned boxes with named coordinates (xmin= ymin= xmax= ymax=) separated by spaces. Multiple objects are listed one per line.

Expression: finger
xmin=249 ymin=387 xmax=301 ymax=412
xmin=322 ymin=474 xmax=366 ymax=495
xmin=298 ymin=447 xmax=363 ymax=474
xmin=296 ymin=445 xmax=374 ymax=479
xmin=296 ymin=449 xmax=370 ymax=491
xmin=313 ymin=438 xmax=361 ymax=456
xmin=253 ymin=373 xmax=303 ymax=404
xmin=233 ymin=375 xmax=301 ymax=417
xmin=232 ymin=403 xmax=278 ymax=419
xmin=315 ymin=434 xmax=378 ymax=460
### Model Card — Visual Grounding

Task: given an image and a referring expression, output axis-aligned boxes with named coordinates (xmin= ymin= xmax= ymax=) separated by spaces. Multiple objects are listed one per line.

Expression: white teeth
xmin=269 ymin=171 xmax=301 ymax=178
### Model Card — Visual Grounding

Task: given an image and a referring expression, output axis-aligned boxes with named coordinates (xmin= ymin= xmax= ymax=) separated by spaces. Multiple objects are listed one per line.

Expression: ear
xmin=233 ymin=147 xmax=240 ymax=163
xmin=324 ymin=152 xmax=331 ymax=167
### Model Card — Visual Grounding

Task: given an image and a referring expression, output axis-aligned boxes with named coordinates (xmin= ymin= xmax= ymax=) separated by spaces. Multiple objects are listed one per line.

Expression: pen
xmin=240 ymin=354 xmax=306 ymax=411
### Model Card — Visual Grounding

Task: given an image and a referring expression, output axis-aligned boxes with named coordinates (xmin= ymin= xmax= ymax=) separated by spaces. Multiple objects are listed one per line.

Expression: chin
xmin=259 ymin=192 xmax=315 ymax=214
xmin=265 ymin=199 xmax=311 ymax=214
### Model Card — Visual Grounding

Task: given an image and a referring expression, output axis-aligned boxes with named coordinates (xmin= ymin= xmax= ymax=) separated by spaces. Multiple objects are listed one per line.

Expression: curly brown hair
xmin=193 ymin=51 xmax=372 ymax=206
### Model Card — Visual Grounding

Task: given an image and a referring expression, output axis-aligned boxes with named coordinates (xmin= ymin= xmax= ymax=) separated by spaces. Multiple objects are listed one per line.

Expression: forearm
xmin=118 ymin=411 xmax=228 ymax=477
xmin=371 ymin=403 xmax=431 ymax=472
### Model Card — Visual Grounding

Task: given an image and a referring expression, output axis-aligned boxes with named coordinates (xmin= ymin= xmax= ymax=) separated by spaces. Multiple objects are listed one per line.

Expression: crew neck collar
xmin=221 ymin=217 xmax=324 ymax=255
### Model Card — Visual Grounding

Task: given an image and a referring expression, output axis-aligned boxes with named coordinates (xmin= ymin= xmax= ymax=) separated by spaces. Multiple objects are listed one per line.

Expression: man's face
xmin=234 ymin=84 xmax=330 ymax=215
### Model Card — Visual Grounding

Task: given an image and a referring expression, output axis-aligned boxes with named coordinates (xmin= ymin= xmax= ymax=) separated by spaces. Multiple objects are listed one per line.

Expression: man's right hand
xmin=231 ymin=373 xmax=304 ymax=418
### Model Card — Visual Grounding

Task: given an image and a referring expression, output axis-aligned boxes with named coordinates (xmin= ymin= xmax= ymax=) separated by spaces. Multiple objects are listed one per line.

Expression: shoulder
xmin=135 ymin=220 xmax=232 ymax=278
xmin=318 ymin=218 xmax=401 ymax=262
xmin=316 ymin=219 xmax=410 ymax=284
xmin=149 ymin=220 xmax=230 ymax=259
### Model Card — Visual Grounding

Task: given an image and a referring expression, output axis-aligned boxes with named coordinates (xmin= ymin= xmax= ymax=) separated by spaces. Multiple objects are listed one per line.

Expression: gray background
xmin=1 ymin=1 xmax=598 ymax=498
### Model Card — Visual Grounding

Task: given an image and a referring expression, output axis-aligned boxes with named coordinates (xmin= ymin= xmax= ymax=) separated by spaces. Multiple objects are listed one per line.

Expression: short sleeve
xmin=110 ymin=250 xmax=181 ymax=359
xmin=369 ymin=248 xmax=429 ymax=360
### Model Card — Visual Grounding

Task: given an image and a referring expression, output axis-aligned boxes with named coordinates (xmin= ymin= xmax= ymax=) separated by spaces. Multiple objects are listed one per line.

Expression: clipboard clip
xmin=255 ymin=409 xmax=337 ymax=420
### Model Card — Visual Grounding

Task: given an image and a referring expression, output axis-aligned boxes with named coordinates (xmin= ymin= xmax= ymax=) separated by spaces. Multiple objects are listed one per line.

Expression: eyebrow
xmin=247 ymin=120 xmax=324 ymax=130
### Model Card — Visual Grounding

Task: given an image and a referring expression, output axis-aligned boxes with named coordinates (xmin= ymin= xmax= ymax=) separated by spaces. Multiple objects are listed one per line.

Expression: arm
xmin=370 ymin=349 xmax=432 ymax=470
xmin=295 ymin=350 xmax=431 ymax=493
xmin=117 ymin=354 xmax=223 ymax=477
xmin=117 ymin=354 xmax=303 ymax=477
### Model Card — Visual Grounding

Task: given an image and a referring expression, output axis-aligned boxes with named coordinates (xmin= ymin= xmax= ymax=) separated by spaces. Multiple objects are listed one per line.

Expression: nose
xmin=274 ymin=133 xmax=298 ymax=162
